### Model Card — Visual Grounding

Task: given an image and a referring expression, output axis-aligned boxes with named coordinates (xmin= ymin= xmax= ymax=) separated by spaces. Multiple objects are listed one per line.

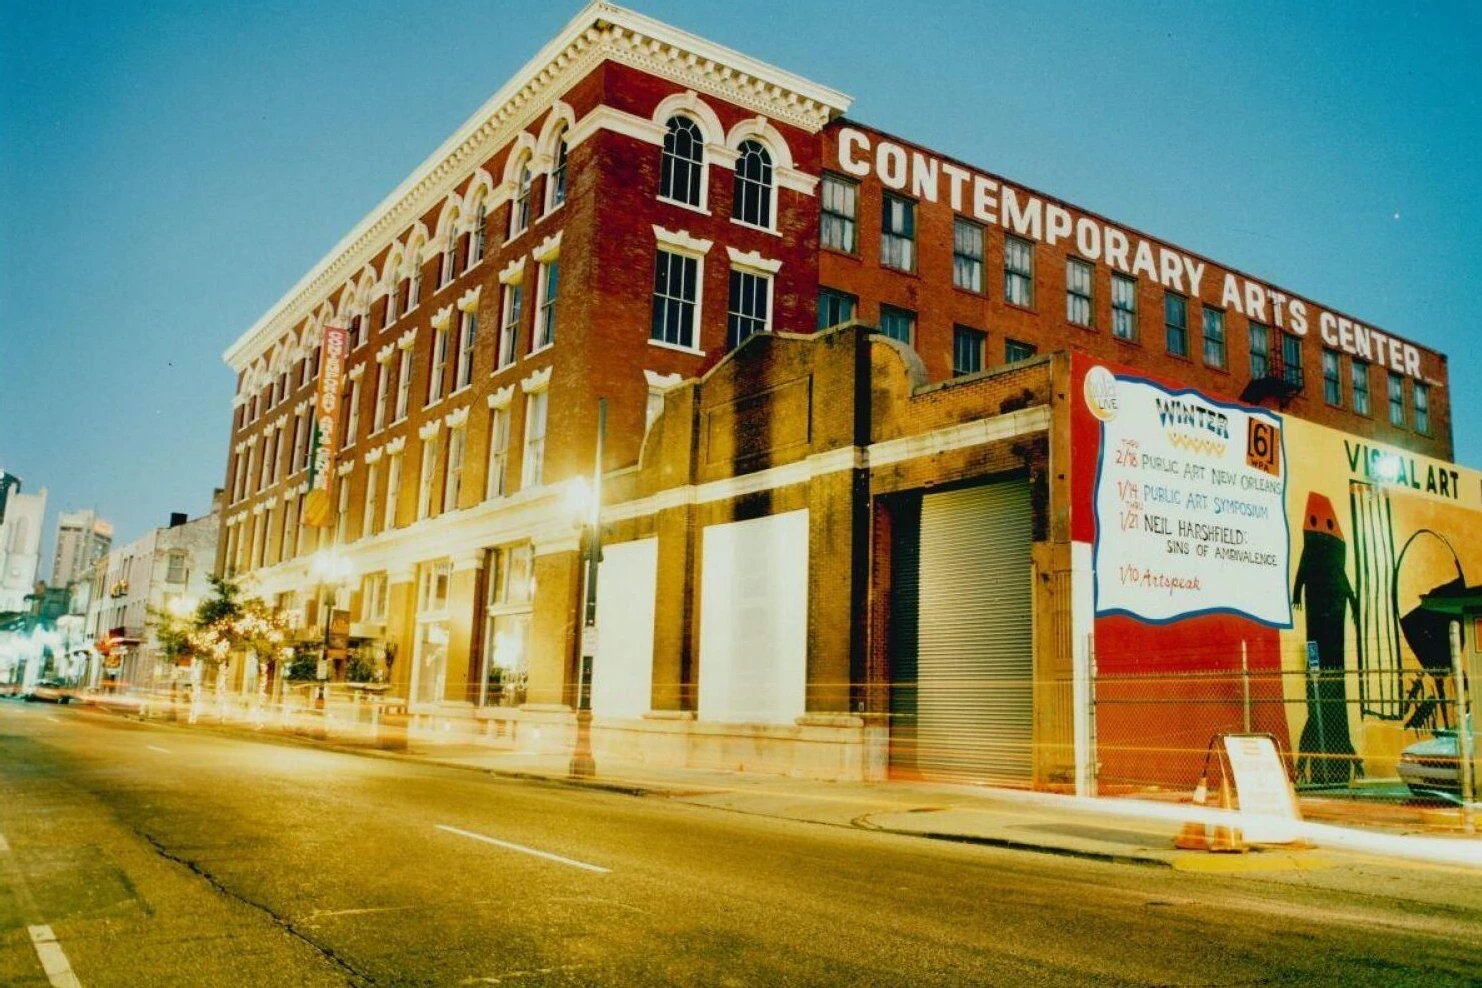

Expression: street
xmin=2 ymin=702 xmax=1479 ymax=987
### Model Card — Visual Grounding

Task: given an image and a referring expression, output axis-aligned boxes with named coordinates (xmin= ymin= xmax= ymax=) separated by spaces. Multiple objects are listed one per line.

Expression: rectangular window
xmin=1322 ymin=350 xmax=1342 ymax=406
xmin=363 ymin=461 xmax=380 ymax=538
xmin=1164 ymin=293 xmax=1188 ymax=358
xmin=480 ymin=542 xmax=534 ymax=709
xmin=1282 ymin=332 xmax=1304 ymax=390
xmin=441 ymin=234 xmax=458 ymax=289
xmin=281 ymin=497 xmax=298 ymax=564
xmin=395 ymin=348 xmax=412 ymax=421
xmin=817 ymin=288 xmax=857 ymax=330
xmin=468 ymin=205 xmax=486 ymax=269
xmin=1066 ymin=259 xmax=1093 ymax=328
xmin=953 ymin=219 xmax=984 ymax=293
xmin=878 ymin=304 xmax=915 ymax=345
xmin=486 ymin=406 xmax=510 ymax=499
xmin=419 ymin=559 xmax=452 ymax=613
xmin=1111 ymin=275 xmax=1137 ymax=340
xmin=880 ymin=194 xmax=915 ymax=271
xmin=428 ymin=325 xmax=450 ymax=403
xmin=820 ymin=174 xmax=857 ymax=253
xmin=373 ymin=361 xmax=390 ymax=432
xmin=417 ymin=432 xmax=442 ymax=520
xmin=455 ymin=310 xmax=477 ymax=390
xmin=444 ymin=425 xmax=466 ymax=513
xmin=343 ymin=377 xmax=361 ymax=446
xmin=1388 ymin=372 xmax=1406 ymax=427
xmin=523 ymin=390 xmax=548 ymax=488
xmin=166 ymin=551 xmax=187 ymax=584
xmin=1413 ymin=381 xmax=1430 ymax=435
xmin=952 ymin=326 xmax=985 ymax=376
xmin=363 ymin=572 xmax=388 ymax=623
xmin=1005 ymin=338 xmax=1037 ymax=364
xmin=650 ymin=249 xmax=700 ymax=349
xmin=384 ymin=289 xmax=398 ymax=327
xmin=1249 ymin=322 xmax=1270 ymax=379
xmin=409 ymin=259 xmax=422 ymax=310
xmin=1003 ymin=235 xmax=1034 ymax=307
xmin=335 ymin=474 xmax=351 ymax=545
xmin=1202 ymin=307 xmax=1226 ymax=369
xmin=383 ymin=452 xmax=402 ymax=531
xmin=1351 ymin=360 xmax=1371 ymax=415
xmin=726 ymin=269 xmax=771 ymax=349
xmin=499 ymin=284 xmax=522 ymax=369
xmin=535 ymin=260 xmax=558 ymax=351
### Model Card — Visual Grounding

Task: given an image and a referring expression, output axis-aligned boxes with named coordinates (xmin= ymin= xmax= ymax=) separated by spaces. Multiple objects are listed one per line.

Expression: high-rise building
xmin=215 ymin=3 xmax=1467 ymax=784
xmin=0 ymin=477 xmax=46 ymax=614
xmin=51 ymin=509 xmax=114 ymax=592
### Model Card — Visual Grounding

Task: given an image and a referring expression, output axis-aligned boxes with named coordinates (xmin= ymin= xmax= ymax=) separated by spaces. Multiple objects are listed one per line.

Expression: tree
xmin=149 ymin=576 xmax=292 ymax=669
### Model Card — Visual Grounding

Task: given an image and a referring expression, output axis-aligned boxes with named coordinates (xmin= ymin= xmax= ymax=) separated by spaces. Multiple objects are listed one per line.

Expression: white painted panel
xmin=591 ymin=537 xmax=658 ymax=719
xmin=698 ymin=510 xmax=809 ymax=725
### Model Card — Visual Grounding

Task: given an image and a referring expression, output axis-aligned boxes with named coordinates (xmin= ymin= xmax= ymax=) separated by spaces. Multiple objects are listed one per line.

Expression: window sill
xmin=424 ymin=397 xmax=445 ymax=412
xmin=449 ymin=384 xmax=473 ymax=399
xmin=1003 ymin=301 xmax=1037 ymax=316
xmin=880 ymin=263 xmax=919 ymax=278
xmin=542 ymin=199 xmax=566 ymax=222
xmin=657 ymin=195 xmax=710 ymax=217
xmin=492 ymin=360 xmax=518 ymax=376
xmin=1111 ymin=334 xmax=1142 ymax=347
xmin=730 ymin=217 xmax=779 ymax=237
xmin=821 ymin=245 xmax=860 ymax=261
xmin=952 ymin=284 xmax=987 ymax=299
xmin=648 ymin=338 xmax=706 ymax=357
xmin=528 ymin=342 xmax=554 ymax=359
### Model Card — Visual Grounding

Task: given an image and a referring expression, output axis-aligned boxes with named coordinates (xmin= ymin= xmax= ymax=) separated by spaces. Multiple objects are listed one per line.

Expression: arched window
xmin=468 ymin=201 xmax=487 ymax=269
xmin=510 ymin=158 xmax=533 ymax=238
xmin=660 ymin=116 xmax=704 ymax=207
xmin=440 ymin=215 xmax=459 ymax=288
xmin=732 ymin=139 xmax=773 ymax=228
xmin=408 ymin=248 xmax=424 ymax=310
xmin=547 ymin=128 xmax=569 ymax=211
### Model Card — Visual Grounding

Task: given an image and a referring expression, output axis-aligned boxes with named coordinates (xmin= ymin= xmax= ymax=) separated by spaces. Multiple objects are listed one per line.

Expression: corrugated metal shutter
xmin=914 ymin=480 xmax=1033 ymax=783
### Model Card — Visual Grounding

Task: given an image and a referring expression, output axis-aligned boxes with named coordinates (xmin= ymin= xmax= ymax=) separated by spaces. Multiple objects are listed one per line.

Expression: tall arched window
xmin=547 ymin=128 xmax=569 ymax=211
xmin=440 ymin=214 xmax=459 ymax=288
xmin=510 ymin=158 xmax=533 ymax=238
xmin=732 ymin=139 xmax=773 ymax=228
xmin=468 ymin=200 xmax=487 ymax=269
xmin=660 ymin=116 xmax=704 ymax=207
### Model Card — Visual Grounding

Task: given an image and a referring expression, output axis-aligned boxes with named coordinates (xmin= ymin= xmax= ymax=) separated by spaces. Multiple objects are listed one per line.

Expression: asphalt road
xmin=2 ymin=702 xmax=1479 ymax=987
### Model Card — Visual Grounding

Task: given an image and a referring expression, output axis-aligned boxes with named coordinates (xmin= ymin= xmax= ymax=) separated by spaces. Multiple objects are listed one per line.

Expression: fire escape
xmin=1240 ymin=333 xmax=1304 ymax=408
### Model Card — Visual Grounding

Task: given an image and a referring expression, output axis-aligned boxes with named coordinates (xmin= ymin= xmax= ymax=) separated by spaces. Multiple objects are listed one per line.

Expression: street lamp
xmin=311 ymin=549 xmax=353 ymax=710
xmin=568 ymin=399 xmax=605 ymax=779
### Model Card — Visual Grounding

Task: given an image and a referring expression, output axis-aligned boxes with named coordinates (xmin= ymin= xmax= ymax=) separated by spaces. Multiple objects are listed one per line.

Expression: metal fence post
xmin=1241 ymin=640 xmax=1251 ymax=734
xmin=1451 ymin=621 xmax=1475 ymax=836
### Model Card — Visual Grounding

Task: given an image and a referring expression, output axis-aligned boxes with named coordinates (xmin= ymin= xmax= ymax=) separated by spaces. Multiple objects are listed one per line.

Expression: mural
xmin=1071 ymin=353 xmax=1482 ymax=790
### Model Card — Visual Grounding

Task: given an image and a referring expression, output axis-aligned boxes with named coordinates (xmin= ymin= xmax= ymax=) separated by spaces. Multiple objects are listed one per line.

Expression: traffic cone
xmin=1208 ymin=773 xmax=1247 ymax=853
xmin=1174 ymin=771 xmax=1247 ymax=853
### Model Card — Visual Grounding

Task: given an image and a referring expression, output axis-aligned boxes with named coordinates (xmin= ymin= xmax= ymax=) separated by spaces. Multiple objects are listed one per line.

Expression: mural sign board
xmin=303 ymin=324 xmax=349 ymax=527
xmin=1083 ymin=365 xmax=1290 ymax=627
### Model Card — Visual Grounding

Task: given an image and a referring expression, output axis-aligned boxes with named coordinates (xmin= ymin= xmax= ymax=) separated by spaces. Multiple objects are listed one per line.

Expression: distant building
xmin=84 ymin=498 xmax=221 ymax=692
xmin=51 ymin=509 xmax=113 ymax=593
xmin=0 ymin=477 xmax=46 ymax=614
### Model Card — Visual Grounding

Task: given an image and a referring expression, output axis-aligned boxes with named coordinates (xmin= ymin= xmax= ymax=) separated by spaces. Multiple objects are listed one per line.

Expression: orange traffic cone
xmin=1175 ymin=771 xmax=1247 ymax=853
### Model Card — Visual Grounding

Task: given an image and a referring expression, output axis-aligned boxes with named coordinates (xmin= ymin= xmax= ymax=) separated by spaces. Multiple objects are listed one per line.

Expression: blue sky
xmin=2 ymin=0 xmax=1479 ymax=566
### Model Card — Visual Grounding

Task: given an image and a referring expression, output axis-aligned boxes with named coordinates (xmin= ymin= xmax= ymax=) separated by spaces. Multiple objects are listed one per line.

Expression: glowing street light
xmin=311 ymin=549 xmax=354 ymax=707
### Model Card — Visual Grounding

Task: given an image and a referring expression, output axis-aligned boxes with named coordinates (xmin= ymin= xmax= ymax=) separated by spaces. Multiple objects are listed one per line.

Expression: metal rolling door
xmin=916 ymin=481 xmax=1033 ymax=783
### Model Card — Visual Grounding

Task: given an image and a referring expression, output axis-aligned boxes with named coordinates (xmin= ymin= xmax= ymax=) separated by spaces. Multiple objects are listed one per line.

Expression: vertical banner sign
xmin=303 ymin=324 xmax=349 ymax=527
xmin=1085 ymin=365 xmax=1293 ymax=627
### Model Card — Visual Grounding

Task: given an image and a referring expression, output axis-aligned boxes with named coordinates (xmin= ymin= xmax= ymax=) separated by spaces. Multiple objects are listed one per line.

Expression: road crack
xmin=138 ymin=831 xmax=378 ymax=987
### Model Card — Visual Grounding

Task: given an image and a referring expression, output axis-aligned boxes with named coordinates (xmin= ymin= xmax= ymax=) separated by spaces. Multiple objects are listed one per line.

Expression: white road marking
xmin=44 ymin=716 xmax=61 ymax=724
xmin=0 ymin=832 xmax=10 ymax=852
xmin=146 ymin=746 xmax=172 ymax=755
xmin=435 ymin=824 xmax=610 ymax=874
xmin=27 ymin=925 xmax=82 ymax=988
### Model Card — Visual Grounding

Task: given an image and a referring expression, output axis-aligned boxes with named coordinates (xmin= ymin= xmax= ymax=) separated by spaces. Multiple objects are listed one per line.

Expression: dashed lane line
xmin=146 ymin=745 xmax=172 ymax=754
xmin=0 ymin=832 xmax=9 ymax=852
xmin=435 ymin=824 xmax=611 ymax=874
xmin=27 ymin=925 xmax=82 ymax=988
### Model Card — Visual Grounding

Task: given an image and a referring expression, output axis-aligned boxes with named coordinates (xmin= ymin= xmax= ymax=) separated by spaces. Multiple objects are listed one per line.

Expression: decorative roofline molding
xmin=223 ymin=2 xmax=850 ymax=372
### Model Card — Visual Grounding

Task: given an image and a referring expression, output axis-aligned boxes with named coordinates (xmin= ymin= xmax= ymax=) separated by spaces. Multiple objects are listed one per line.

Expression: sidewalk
xmin=78 ymin=692 xmax=1482 ymax=883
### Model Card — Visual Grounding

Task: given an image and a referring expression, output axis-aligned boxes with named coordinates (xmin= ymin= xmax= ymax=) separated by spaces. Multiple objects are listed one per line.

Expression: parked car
xmin=24 ymin=680 xmax=73 ymax=704
xmin=1398 ymin=723 xmax=1476 ymax=798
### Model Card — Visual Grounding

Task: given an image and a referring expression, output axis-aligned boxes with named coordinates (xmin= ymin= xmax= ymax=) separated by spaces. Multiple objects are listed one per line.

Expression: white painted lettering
xmin=838 ymin=128 xmax=871 ymax=177
xmin=1352 ymin=323 xmax=1373 ymax=360
xmin=911 ymin=152 xmax=939 ymax=202
xmin=941 ymin=162 xmax=970 ymax=213
xmin=1222 ymin=274 xmax=1244 ymax=314
xmin=1403 ymin=344 xmax=1421 ymax=379
xmin=1243 ymin=281 xmax=1269 ymax=322
xmin=1076 ymin=218 xmax=1102 ymax=261
xmin=1269 ymin=290 xmax=1290 ymax=330
xmin=1002 ymin=188 xmax=1043 ymax=240
xmin=1320 ymin=311 xmax=1340 ymax=346
xmin=973 ymin=176 xmax=999 ymax=224
xmin=1289 ymin=299 xmax=1308 ymax=335
xmin=1105 ymin=228 xmax=1130 ymax=272
xmin=1046 ymin=204 xmax=1073 ymax=246
xmin=1158 ymin=248 xmax=1184 ymax=291
xmin=1183 ymin=256 xmax=1206 ymax=296
xmin=1131 ymin=240 xmax=1158 ymax=280
xmin=877 ymin=142 xmax=907 ymax=189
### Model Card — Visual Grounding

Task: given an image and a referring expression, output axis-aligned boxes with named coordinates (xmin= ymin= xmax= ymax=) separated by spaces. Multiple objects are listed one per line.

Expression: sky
xmin=2 ymin=0 xmax=1479 ymax=574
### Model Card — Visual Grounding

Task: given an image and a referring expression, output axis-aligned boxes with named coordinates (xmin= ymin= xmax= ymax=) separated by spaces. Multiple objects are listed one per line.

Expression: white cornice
xmin=498 ymin=256 xmax=527 ymax=285
xmin=347 ymin=363 xmax=366 ymax=381
xmin=336 ymin=460 xmax=355 ymax=477
xmin=726 ymin=246 xmax=782 ymax=274
xmin=521 ymin=366 xmax=553 ymax=393
xmin=644 ymin=369 xmax=686 ymax=392
xmin=222 ymin=2 xmax=850 ymax=373
xmin=432 ymin=304 xmax=455 ymax=330
xmin=364 ymin=446 xmax=385 ymax=465
xmin=532 ymin=230 xmax=563 ymax=263
xmin=397 ymin=328 xmax=417 ymax=350
xmin=418 ymin=419 xmax=443 ymax=440
xmin=445 ymin=405 xmax=470 ymax=428
xmin=376 ymin=343 xmax=397 ymax=364
xmin=654 ymin=225 xmax=712 ymax=255
xmin=487 ymin=384 xmax=516 ymax=409
xmin=386 ymin=437 xmax=408 ymax=455
xmin=457 ymin=284 xmax=483 ymax=312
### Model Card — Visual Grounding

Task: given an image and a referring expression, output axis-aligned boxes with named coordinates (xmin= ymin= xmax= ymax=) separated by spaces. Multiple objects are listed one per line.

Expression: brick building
xmin=219 ymin=3 xmax=1468 ymax=785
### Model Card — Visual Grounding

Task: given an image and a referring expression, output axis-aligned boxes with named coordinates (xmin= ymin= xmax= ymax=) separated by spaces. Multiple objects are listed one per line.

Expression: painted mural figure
xmin=1292 ymin=493 xmax=1361 ymax=785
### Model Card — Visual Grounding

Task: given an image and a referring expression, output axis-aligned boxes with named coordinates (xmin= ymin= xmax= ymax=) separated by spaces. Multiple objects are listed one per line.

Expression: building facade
xmin=0 ymin=479 xmax=46 ymax=615
xmin=51 ymin=509 xmax=114 ymax=595
xmin=219 ymin=3 xmax=1465 ymax=783
xmin=85 ymin=504 xmax=222 ymax=692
